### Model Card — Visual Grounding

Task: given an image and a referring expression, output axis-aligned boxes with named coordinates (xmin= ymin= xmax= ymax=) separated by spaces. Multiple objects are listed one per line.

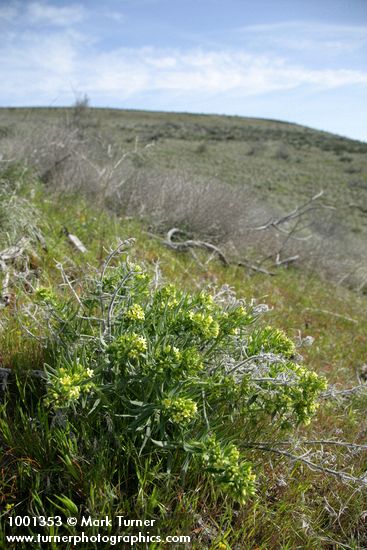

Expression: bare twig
xmin=252 ymin=191 xmax=326 ymax=231
xmin=100 ymin=239 xmax=135 ymax=282
xmin=237 ymin=260 xmax=275 ymax=276
xmin=164 ymin=228 xmax=229 ymax=266
xmin=242 ymin=442 xmax=367 ymax=486
xmin=105 ymin=271 xmax=134 ymax=337
xmin=56 ymin=262 xmax=83 ymax=308
xmin=321 ymin=385 xmax=367 ymax=398
xmin=274 ymin=254 xmax=300 ymax=267
xmin=265 ymin=439 xmax=367 ymax=451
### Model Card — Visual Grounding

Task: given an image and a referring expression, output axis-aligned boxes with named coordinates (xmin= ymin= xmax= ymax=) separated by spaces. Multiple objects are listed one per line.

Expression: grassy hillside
xmin=1 ymin=107 xmax=367 ymax=212
xmin=1 ymin=107 xmax=366 ymax=291
xmin=0 ymin=109 xmax=367 ymax=548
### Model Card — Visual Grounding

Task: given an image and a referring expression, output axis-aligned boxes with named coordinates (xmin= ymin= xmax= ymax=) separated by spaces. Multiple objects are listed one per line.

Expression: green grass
xmin=1 ymin=107 xmax=367 ymax=220
xmin=0 ymin=165 xmax=367 ymax=548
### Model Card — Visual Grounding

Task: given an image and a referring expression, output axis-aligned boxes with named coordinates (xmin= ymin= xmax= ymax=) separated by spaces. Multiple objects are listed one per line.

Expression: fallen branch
xmin=63 ymin=227 xmax=87 ymax=254
xmin=164 ymin=228 xmax=229 ymax=266
xmin=321 ymin=384 xmax=367 ymax=398
xmin=163 ymin=228 xmax=279 ymax=275
xmin=274 ymin=253 xmax=300 ymax=267
xmin=237 ymin=260 xmax=276 ymax=276
xmin=252 ymin=191 xmax=326 ymax=232
xmin=263 ymin=439 xmax=367 ymax=451
xmin=242 ymin=442 xmax=367 ymax=486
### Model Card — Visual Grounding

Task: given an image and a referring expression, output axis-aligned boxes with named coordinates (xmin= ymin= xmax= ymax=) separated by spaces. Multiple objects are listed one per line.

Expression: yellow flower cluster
xmin=202 ymin=437 xmax=256 ymax=504
xmin=161 ymin=397 xmax=197 ymax=425
xmin=48 ymin=364 xmax=94 ymax=406
xmin=126 ymin=304 xmax=145 ymax=321
xmin=155 ymin=284 xmax=180 ymax=310
xmin=188 ymin=311 xmax=220 ymax=339
xmin=263 ymin=362 xmax=327 ymax=425
xmin=109 ymin=332 xmax=148 ymax=362
xmin=249 ymin=326 xmax=296 ymax=358
xmin=128 ymin=262 xmax=143 ymax=272
xmin=152 ymin=344 xmax=182 ymax=374
xmin=127 ymin=334 xmax=147 ymax=358
xmin=197 ymin=290 xmax=215 ymax=308
xmin=127 ymin=263 xmax=150 ymax=284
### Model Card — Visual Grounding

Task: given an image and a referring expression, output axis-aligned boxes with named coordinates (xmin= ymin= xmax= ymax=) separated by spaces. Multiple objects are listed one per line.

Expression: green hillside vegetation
xmin=1 ymin=107 xmax=367 ymax=210
xmin=1 ymin=107 xmax=366 ymax=292
xmin=0 ymin=108 xmax=367 ymax=548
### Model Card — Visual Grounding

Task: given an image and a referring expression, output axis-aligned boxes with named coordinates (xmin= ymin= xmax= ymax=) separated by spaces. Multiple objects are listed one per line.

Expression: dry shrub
xmin=114 ymin=169 xmax=264 ymax=238
xmin=1 ymin=117 xmax=138 ymax=207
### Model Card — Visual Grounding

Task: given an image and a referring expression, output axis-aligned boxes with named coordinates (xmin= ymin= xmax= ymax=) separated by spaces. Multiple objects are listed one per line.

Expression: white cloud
xmin=240 ymin=21 xmax=367 ymax=54
xmin=0 ymin=12 xmax=365 ymax=139
xmin=75 ymin=48 xmax=367 ymax=99
xmin=0 ymin=1 xmax=86 ymax=27
xmin=104 ymin=11 xmax=125 ymax=22
xmin=0 ymin=25 xmax=367 ymax=107
xmin=27 ymin=1 xmax=85 ymax=25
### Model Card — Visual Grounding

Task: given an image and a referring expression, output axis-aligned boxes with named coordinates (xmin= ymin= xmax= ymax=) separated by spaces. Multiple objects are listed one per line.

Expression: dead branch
xmin=242 ymin=442 xmax=367 ymax=486
xmin=274 ymin=254 xmax=300 ymax=267
xmin=237 ymin=260 xmax=275 ymax=276
xmin=163 ymin=228 xmax=279 ymax=275
xmin=252 ymin=191 xmax=326 ymax=232
xmin=321 ymin=385 xmax=367 ymax=398
xmin=63 ymin=228 xmax=87 ymax=254
xmin=164 ymin=228 xmax=229 ymax=266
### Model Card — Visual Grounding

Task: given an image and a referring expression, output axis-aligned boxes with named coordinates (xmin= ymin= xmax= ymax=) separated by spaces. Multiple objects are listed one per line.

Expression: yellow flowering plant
xmin=27 ymin=244 xmax=327 ymax=505
xmin=45 ymin=360 xmax=95 ymax=407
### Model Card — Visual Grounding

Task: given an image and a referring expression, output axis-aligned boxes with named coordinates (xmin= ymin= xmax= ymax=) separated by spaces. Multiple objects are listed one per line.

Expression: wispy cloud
xmin=0 ymin=8 xmax=366 ymax=139
xmin=1 ymin=31 xmax=366 ymax=106
xmin=0 ymin=1 xmax=85 ymax=26
xmin=27 ymin=2 xmax=85 ymax=25
xmin=240 ymin=21 xmax=367 ymax=55
xmin=103 ymin=11 xmax=125 ymax=22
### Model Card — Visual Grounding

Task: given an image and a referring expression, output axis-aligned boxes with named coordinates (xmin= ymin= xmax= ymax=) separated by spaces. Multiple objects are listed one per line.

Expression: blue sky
xmin=1 ymin=0 xmax=367 ymax=141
